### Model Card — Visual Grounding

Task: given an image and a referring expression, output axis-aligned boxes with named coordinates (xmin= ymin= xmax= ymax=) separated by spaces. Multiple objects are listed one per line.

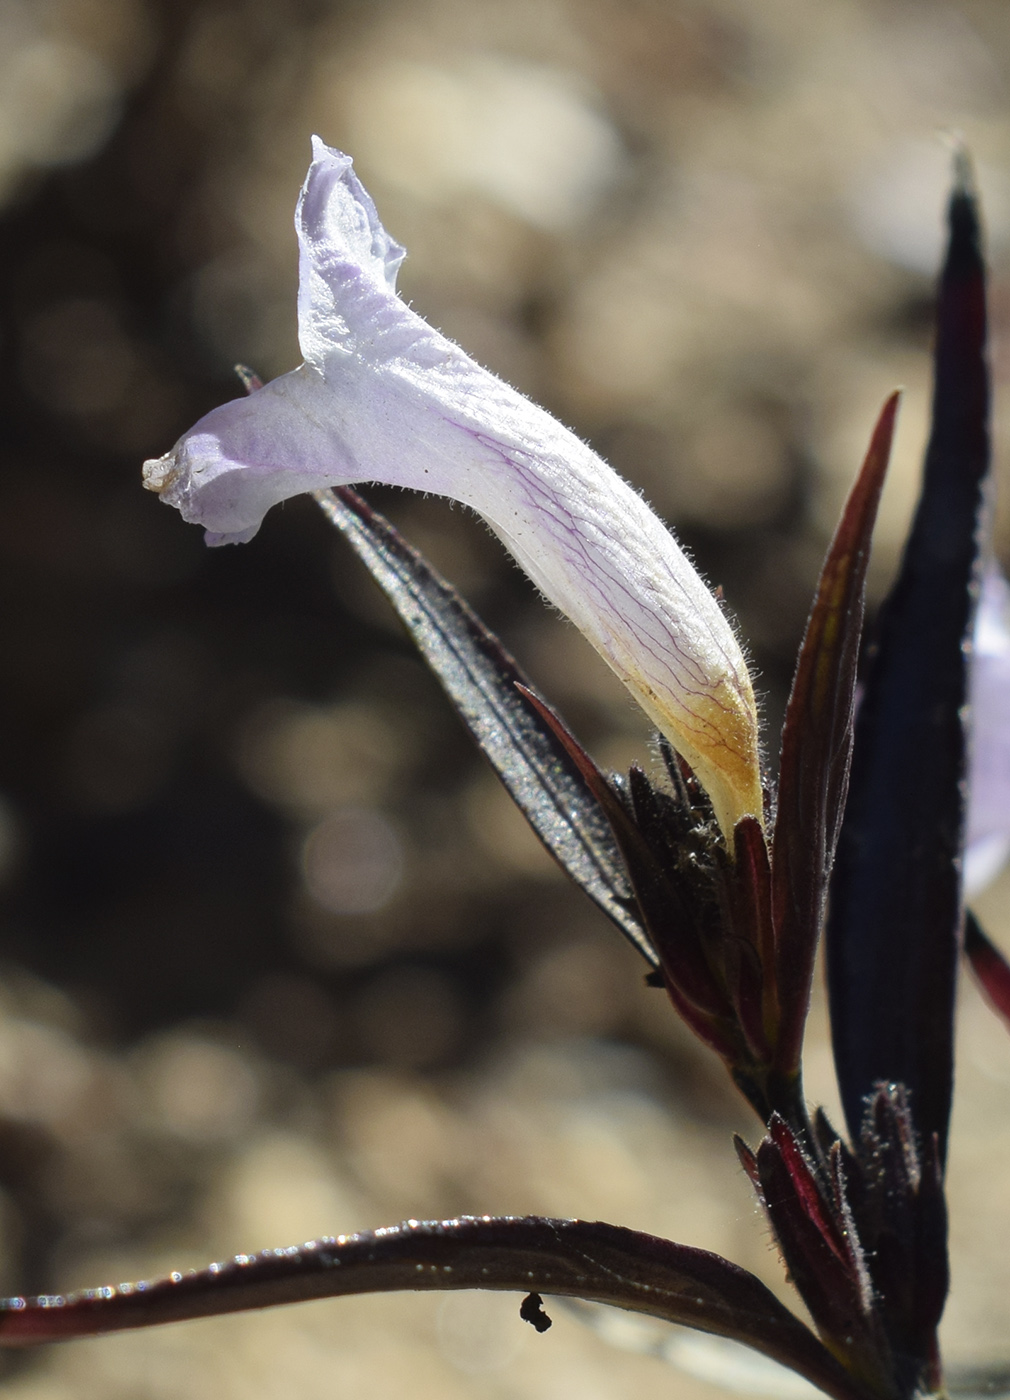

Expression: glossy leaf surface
xmin=314 ymin=487 xmax=654 ymax=964
xmin=772 ymin=394 xmax=898 ymax=1073
xmin=0 ymin=1216 xmax=870 ymax=1400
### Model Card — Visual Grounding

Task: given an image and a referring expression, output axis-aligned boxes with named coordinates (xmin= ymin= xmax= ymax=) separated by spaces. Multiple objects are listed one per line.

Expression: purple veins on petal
xmin=142 ymin=137 xmax=762 ymax=838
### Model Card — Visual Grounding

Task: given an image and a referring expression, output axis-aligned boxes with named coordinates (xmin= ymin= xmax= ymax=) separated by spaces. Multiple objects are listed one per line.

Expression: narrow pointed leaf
xmin=827 ymin=163 xmax=990 ymax=1162
xmin=965 ymin=911 xmax=1010 ymax=1027
xmin=520 ymin=688 xmax=756 ymax=1058
xmin=729 ymin=816 xmax=777 ymax=1056
xmin=771 ymin=393 xmax=898 ymax=1073
xmin=851 ymin=1086 xmax=948 ymax=1393
xmin=515 ymin=684 xmax=719 ymax=984
xmin=522 ymin=690 xmax=783 ymax=1095
xmin=0 ymin=1216 xmax=871 ymax=1400
xmin=516 ymin=684 xmax=654 ymax=866
xmin=314 ymin=487 xmax=652 ymax=963
xmin=734 ymin=1133 xmax=761 ymax=1184
xmin=755 ymin=1127 xmax=889 ymax=1389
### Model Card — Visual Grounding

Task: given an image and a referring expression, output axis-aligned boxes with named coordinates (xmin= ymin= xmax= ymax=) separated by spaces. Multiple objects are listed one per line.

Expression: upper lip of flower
xmin=143 ymin=136 xmax=763 ymax=839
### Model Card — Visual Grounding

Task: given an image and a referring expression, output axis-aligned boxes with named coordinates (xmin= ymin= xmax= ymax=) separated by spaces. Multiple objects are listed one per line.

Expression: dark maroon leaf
xmin=0 ymin=1216 xmax=872 ymax=1399
xmin=516 ymin=686 xmax=660 ymax=880
xmin=745 ymin=1100 xmax=948 ymax=1398
xmin=523 ymin=693 xmax=791 ymax=1119
xmin=771 ymin=394 xmax=898 ymax=1075
xmin=517 ymin=688 xmax=736 ymax=1018
xmin=851 ymin=1086 xmax=948 ymax=1397
xmin=965 ymin=911 xmax=1010 ymax=1028
xmin=733 ymin=1134 xmax=761 ymax=1191
xmin=313 ymin=488 xmax=654 ymax=965
xmin=827 ymin=159 xmax=990 ymax=1163
xmin=726 ymin=816 xmax=775 ymax=1063
xmin=733 ymin=817 xmax=776 ymax=982
xmin=753 ymin=1119 xmax=890 ymax=1392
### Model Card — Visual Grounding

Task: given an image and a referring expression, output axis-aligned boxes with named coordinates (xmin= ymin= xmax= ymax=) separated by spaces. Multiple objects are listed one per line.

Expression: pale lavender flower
xmin=966 ymin=563 xmax=1010 ymax=895
xmin=143 ymin=138 xmax=762 ymax=838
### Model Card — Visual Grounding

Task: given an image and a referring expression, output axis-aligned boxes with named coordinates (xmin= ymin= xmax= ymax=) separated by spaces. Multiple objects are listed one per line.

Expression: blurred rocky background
xmin=1 ymin=0 xmax=1010 ymax=1395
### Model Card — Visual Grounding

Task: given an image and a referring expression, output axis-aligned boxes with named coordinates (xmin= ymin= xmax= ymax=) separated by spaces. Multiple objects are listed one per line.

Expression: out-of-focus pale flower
xmin=966 ymin=564 xmax=1010 ymax=895
xmin=143 ymin=139 xmax=761 ymax=838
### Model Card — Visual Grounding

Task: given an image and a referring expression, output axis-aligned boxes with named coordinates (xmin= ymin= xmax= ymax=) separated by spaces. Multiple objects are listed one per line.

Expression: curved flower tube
xmin=143 ymin=139 xmax=762 ymax=837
